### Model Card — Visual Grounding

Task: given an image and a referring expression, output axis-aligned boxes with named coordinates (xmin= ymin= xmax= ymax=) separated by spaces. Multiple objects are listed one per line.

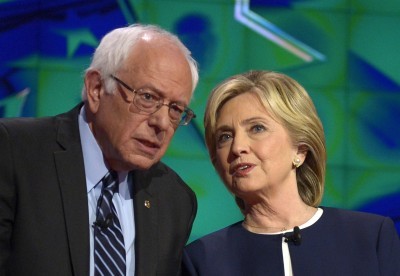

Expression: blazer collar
xmin=54 ymin=103 xmax=90 ymax=275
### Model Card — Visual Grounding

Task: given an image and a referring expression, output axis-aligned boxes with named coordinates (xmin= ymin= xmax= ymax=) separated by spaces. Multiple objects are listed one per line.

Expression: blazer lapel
xmin=132 ymin=170 xmax=158 ymax=276
xmin=54 ymin=105 xmax=90 ymax=275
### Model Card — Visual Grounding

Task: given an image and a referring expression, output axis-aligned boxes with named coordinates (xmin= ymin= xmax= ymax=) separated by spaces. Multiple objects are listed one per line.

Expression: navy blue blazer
xmin=183 ymin=207 xmax=400 ymax=276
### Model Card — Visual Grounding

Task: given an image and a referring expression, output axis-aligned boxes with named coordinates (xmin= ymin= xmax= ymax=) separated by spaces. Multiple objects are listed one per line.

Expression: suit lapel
xmin=132 ymin=170 xmax=158 ymax=276
xmin=54 ymin=105 xmax=90 ymax=275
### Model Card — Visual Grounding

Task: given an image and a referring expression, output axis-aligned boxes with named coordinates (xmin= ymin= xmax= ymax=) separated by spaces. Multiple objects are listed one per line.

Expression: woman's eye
xmin=217 ymin=133 xmax=232 ymax=144
xmin=251 ymin=124 xmax=266 ymax=133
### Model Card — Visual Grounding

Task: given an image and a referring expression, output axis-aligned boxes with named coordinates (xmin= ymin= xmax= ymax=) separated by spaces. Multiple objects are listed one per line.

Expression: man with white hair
xmin=0 ymin=24 xmax=198 ymax=276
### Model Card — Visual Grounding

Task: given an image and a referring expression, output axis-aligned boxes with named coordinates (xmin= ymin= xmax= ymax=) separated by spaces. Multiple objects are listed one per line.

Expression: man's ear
xmin=84 ymin=70 xmax=103 ymax=113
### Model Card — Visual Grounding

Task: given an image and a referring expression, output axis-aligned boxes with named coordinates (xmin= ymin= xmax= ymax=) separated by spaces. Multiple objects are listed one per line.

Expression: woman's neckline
xmin=242 ymin=208 xmax=324 ymax=235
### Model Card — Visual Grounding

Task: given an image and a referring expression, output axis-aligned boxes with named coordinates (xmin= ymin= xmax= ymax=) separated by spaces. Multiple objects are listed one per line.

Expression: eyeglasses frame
xmin=109 ymin=74 xmax=196 ymax=126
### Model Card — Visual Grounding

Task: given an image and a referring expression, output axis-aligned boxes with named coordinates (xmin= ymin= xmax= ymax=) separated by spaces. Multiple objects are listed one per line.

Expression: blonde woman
xmin=183 ymin=70 xmax=400 ymax=276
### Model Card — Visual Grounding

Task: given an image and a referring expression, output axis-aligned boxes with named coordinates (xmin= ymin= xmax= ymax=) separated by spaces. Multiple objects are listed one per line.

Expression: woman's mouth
xmin=231 ymin=163 xmax=254 ymax=177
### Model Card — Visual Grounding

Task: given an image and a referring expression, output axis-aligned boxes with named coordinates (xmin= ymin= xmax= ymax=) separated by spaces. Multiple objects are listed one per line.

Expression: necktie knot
xmin=102 ymin=170 xmax=118 ymax=192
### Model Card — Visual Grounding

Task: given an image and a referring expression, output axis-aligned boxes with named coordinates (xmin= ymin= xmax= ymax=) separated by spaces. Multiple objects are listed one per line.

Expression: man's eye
xmin=170 ymin=104 xmax=184 ymax=115
xmin=140 ymin=92 xmax=157 ymax=102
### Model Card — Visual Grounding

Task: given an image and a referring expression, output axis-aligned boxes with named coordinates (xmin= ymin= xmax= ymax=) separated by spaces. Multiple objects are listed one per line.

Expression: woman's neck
xmin=242 ymin=201 xmax=317 ymax=233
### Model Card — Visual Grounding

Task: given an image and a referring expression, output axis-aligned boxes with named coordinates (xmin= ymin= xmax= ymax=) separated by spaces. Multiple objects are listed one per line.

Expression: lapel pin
xmin=144 ymin=200 xmax=151 ymax=209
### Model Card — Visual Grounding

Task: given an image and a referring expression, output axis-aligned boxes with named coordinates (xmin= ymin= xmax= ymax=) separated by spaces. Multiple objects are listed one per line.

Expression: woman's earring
xmin=293 ymin=157 xmax=301 ymax=168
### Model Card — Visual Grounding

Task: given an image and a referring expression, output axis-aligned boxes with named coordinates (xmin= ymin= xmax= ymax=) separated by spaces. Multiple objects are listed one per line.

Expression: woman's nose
xmin=230 ymin=133 xmax=249 ymax=156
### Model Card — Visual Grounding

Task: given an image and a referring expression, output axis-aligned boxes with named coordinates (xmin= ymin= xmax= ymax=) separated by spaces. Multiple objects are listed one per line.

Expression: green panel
xmin=322 ymin=166 xmax=348 ymax=207
xmin=346 ymin=168 xmax=400 ymax=209
xmin=307 ymin=88 xmax=347 ymax=165
xmin=350 ymin=14 xmax=400 ymax=87
xmin=37 ymin=69 xmax=83 ymax=117
xmin=348 ymin=91 xmax=400 ymax=167
xmin=351 ymin=0 xmax=400 ymax=13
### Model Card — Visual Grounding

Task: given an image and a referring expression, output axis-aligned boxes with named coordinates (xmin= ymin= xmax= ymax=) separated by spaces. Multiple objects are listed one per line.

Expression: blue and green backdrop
xmin=1 ymin=0 xmax=399 ymax=241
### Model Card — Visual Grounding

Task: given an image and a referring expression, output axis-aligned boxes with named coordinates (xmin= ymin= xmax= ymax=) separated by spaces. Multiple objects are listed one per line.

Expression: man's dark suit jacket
xmin=0 ymin=104 xmax=197 ymax=275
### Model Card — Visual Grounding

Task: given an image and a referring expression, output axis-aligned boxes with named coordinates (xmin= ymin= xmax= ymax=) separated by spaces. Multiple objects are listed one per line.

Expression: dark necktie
xmin=94 ymin=171 xmax=126 ymax=275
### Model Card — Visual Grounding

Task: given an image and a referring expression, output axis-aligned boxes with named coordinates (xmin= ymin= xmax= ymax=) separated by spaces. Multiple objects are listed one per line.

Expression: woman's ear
xmin=298 ymin=143 xmax=308 ymax=154
xmin=84 ymin=70 xmax=103 ymax=113
xmin=293 ymin=144 xmax=308 ymax=168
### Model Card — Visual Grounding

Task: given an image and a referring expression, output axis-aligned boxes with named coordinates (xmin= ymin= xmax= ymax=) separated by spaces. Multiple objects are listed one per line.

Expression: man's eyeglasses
xmin=110 ymin=75 xmax=196 ymax=126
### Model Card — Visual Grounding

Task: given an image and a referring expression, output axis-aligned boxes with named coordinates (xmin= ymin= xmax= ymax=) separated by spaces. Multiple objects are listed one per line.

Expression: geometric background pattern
xmin=1 ymin=0 xmax=399 ymax=242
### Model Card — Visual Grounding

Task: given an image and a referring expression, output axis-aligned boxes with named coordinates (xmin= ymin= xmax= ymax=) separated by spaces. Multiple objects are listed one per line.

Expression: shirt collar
xmin=78 ymin=105 xmax=108 ymax=193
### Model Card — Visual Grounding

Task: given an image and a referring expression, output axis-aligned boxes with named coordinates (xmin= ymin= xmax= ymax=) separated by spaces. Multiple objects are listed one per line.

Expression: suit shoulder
xmin=0 ymin=116 xmax=55 ymax=133
xmin=186 ymin=222 xmax=242 ymax=250
xmin=0 ymin=104 xmax=81 ymax=135
xmin=153 ymin=162 xmax=193 ymax=188
xmin=320 ymin=206 xmax=396 ymax=237
xmin=139 ymin=162 xmax=197 ymax=203
xmin=0 ymin=116 xmax=59 ymax=149
xmin=0 ymin=105 xmax=81 ymax=152
xmin=322 ymin=206 xmax=388 ymax=223
xmin=0 ymin=104 xmax=82 ymax=132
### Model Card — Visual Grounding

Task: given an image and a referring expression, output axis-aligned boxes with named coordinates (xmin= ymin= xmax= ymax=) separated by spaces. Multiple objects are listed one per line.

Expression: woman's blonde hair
xmin=204 ymin=70 xmax=326 ymax=208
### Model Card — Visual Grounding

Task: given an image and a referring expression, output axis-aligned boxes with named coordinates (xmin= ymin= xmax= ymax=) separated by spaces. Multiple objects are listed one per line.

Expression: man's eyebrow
xmin=140 ymin=86 xmax=187 ymax=106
